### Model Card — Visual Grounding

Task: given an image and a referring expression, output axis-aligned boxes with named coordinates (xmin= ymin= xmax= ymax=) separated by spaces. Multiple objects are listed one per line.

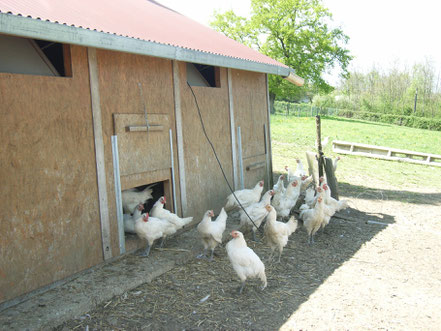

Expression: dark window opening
xmin=0 ymin=34 xmax=72 ymax=77
xmin=135 ymin=181 xmax=165 ymax=214
xmin=34 ymin=39 xmax=72 ymax=77
xmin=186 ymin=62 xmax=220 ymax=88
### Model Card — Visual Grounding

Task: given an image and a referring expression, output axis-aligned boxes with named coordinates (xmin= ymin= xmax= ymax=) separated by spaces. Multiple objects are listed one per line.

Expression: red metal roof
xmin=0 ymin=0 xmax=288 ymax=69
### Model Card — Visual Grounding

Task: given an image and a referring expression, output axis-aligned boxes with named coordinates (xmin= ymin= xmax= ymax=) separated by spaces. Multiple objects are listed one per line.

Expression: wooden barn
xmin=0 ymin=0 xmax=303 ymax=306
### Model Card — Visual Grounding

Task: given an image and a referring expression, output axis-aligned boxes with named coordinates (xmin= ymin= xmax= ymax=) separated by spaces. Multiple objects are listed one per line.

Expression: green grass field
xmin=270 ymin=115 xmax=441 ymax=191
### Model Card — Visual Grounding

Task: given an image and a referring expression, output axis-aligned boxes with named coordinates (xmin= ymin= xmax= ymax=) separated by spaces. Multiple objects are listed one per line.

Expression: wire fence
xmin=272 ymin=101 xmax=441 ymax=131
xmin=273 ymin=101 xmax=340 ymax=117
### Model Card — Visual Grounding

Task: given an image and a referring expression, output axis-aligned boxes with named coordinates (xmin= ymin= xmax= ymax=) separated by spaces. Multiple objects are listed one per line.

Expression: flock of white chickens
xmin=121 ymin=157 xmax=349 ymax=294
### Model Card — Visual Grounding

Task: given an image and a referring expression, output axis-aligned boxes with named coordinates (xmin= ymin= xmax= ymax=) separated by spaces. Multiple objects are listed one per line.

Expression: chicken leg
xmin=252 ymin=230 xmax=258 ymax=242
xmin=197 ymin=249 xmax=208 ymax=259
xmin=159 ymin=236 xmax=167 ymax=248
xmin=209 ymin=248 xmax=215 ymax=261
xmin=239 ymin=281 xmax=246 ymax=294
xmin=139 ymin=243 xmax=151 ymax=257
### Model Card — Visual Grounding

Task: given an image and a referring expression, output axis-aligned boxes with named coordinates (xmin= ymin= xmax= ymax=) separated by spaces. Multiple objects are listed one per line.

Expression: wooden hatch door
xmin=113 ymin=113 xmax=173 ymax=194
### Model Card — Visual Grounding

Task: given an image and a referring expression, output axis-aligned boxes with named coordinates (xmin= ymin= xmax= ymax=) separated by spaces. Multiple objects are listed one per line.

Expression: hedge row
xmin=337 ymin=110 xmax=441 ymax=131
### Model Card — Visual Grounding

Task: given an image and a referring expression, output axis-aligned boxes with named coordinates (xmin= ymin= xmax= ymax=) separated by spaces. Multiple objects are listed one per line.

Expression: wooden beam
xmin=87 ymin=47 xmax=112 ymax=260
xmin=126 ymin=125 xmax=164 ymax=132
xmin=172 ymin=60 xmax=188 ymax=216
xmin=265 ymin=74 xmax=274 ymax=189
xmin=227 ymin=68 xmax=239 ymax=190
xmin=316 ymin=115 xmax=324 ymax=178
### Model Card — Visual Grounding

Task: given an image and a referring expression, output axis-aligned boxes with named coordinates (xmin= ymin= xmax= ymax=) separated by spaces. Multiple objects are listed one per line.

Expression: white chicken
xmin=134 ymin=213 xmax=171 ymax=257
xmin=197 ymin=208 xmax=227 ymax=261
xmin=332 ymin=156 xmax=341 ymax=172
xmin=272 ymin=179 xmax=301 ymax=218
xmin=293 ymin=159 xmax=306 ymax=178
xmin=322 ymin=183 xmax=349 ymax=212
xmin=239 ymin=190 xmax=275 ymax=241
xmin=284 ymin=165 xmax=296 ymax=183
xmin=226 ymin=230 xmax=267 ymax=294
xmin=300 ymin=174 xmax=313 ymax=192
xmin=224 ymin=180 xmax=264 ymax=212
xmin=303 ymin=187 xmax=316 ymax=208
xmin=122 ymin=184 xmax=154 ymax=214
xmin=123 ymin=203 xmax=144 ymax=234
xmin=263 ymin=205 xmax=298 ymax=262
xmin=272 ymin=175 xmax=286 ymax=194
xmin=151 ymin=196 xmax=193 ymax=231
xmin=300 ymin=196 xmax=325 ymax=244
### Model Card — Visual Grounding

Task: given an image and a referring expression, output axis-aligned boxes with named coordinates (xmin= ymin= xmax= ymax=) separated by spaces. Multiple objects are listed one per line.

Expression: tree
xmin=210 ymin=0 xmax=352 ymax=109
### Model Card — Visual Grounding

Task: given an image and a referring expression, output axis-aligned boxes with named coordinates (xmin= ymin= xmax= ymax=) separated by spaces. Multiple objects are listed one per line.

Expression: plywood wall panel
xmin=231 ymin=70 xmax=268 ymax=159
xmin=96 ymin=51 xmax=179 ymax=253
xmin=179 ymin=64 xmax=234 ymax=219
xmin=0 ymin=46 xmax=102 ymax=303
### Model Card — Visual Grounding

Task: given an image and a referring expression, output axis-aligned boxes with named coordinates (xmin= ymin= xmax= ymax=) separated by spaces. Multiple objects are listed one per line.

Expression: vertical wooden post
xmin=316 ymin=115 xmax=324 ymax=179
xmin=324 ymin=157 xmax=339 ymax=200
xmin=172 ymin=60 xmax=187 ymax=217
xmin=265 ymin=74 xmax=274 ymax=189
xmin=88 ymin=47 xmax=112 ymax=260
xmin=227 ymin=68 xmax=239 ymax=190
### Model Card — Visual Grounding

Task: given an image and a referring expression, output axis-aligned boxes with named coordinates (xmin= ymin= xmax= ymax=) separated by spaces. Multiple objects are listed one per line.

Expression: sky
xmin=157 ymin=0 xmax=441 ymax=83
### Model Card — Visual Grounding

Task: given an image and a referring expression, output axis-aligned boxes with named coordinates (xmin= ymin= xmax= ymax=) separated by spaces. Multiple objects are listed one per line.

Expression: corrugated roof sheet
xmin=0 ymin=0 xmax=288 ymax=71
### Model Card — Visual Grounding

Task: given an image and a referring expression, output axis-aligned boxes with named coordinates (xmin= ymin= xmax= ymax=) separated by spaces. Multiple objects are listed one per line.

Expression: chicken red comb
xmin=162 ymin=196 xmax=166 ymax=204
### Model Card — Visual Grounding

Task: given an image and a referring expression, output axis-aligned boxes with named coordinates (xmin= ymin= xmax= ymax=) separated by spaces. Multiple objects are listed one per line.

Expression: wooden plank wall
xmin=178 ymin=63 xmax=234 ymax=219
xmin=0 ymin=45 xmax=102 ymax=304
xmin=231 ymin=69 xmax=269 ymax=190
xmin=95 ymin=50 xmax=178 ymax=254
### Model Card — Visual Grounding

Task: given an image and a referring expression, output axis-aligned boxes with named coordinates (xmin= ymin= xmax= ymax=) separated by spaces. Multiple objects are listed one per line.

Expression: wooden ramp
xmin=332 ymin=140 xmax=441 ymax=167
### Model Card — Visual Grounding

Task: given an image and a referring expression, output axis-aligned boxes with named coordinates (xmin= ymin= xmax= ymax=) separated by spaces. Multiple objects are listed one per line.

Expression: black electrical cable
xmin=187 ymin=82 xmax=262 ymax=232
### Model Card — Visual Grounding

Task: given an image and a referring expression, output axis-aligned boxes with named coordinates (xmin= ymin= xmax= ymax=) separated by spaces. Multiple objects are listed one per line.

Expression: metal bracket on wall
xmin=237 ymin=126 xmax=244 ymax=189
xmin=111 ymin=135 xmax=125 ymax=254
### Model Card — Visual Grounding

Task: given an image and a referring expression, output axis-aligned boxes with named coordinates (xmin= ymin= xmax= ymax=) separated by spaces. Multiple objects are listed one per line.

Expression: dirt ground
xmin=55 ymin=174 xmax=441 ymax=331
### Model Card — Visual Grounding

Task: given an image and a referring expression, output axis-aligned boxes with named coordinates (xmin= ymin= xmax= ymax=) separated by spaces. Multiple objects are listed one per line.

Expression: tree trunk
xmin=269 ymin=93 xmax=276 ymax=114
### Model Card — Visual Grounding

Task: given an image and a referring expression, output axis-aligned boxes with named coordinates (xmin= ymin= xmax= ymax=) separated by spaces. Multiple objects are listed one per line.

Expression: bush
xmin=338 ymin=110 xmax=441 ymax=131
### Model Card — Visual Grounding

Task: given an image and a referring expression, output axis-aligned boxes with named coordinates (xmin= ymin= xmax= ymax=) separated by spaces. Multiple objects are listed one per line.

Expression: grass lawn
xmin=270 ymin=114 xmax=441 ymax=191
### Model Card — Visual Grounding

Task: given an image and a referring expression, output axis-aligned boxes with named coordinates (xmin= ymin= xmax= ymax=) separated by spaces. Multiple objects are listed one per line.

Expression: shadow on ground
xmin=338 ymin=181 xmax=441 ymax=205
xmin=53 ymin=174 xmax=399 ymax=330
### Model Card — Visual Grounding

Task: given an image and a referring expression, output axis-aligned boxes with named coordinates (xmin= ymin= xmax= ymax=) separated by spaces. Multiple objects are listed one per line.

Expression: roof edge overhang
xmin=0 ymin=12 xmax=301 ymax=79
